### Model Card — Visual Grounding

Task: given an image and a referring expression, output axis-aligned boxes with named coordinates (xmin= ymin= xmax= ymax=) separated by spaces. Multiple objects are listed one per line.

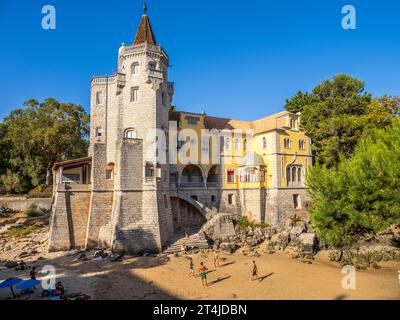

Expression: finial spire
xmin=143 ymin=0 xmax=148 ymax=15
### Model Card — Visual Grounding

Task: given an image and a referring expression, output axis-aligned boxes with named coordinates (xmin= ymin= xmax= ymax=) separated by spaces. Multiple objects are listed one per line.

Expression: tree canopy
xmin=0 ymin=98 xmax=89 ymax=194
xmin=307 ymin=121 xmax=400 ymax=247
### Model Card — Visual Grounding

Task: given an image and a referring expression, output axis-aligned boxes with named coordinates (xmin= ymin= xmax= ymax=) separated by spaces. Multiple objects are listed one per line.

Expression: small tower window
xmin=130 ymin=87 xmax=139 ymax=102
xmin=262 ymin=137 xmax=267 ymax=150
xmin=95 ymin=127 xmax=102 ymax=138
xmin=131 ymin=62 xmax=140 ymax=75
xmin=148 ymin=62 xmax=156 ymax=71
xmin=95 ymin=91 xmax=103 ymax=105
xmin=299 ymin=139 xmax=305 ymax=150
xmin=145 ymin=162 xmax=155 ymax=178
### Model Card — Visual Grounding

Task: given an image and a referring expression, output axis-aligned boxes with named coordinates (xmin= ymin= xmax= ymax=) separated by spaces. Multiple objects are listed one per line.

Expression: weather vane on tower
xmin=143 ymin=0 xmax=148 ymax=15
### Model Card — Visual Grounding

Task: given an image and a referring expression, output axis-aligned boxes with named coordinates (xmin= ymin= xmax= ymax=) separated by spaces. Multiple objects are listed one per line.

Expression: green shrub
xmin=26 ymin=204 xmax=39 ymax=218
xmin=7 ymin=225 xmax=42 ymax=238
xmin=235 ymin=216 xmax=270 ymax=231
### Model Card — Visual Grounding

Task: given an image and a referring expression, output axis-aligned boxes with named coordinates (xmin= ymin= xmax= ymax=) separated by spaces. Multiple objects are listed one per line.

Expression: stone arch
xmin=180 ymin=165 xmax=204 ymax=186
xmin=206 ymin=165 xmax=220 ymax=186
xmin=170 ymin=195 xmax=207 ymax=234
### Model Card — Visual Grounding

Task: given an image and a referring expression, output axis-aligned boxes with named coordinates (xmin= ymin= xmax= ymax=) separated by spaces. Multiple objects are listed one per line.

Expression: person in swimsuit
xmin=251 ymin=261 xmax=258 ymax=281
xmin=199 ymin=262 xmax=208 ymax=287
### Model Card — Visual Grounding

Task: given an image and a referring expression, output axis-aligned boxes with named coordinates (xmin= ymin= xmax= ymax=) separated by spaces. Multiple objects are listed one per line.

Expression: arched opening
xmin=207 ymin=165 xmax=219 ymax=187
xmin=181 ymin=165 xmax=204 ymax=188
xmin=170 ymin=197 xmax=206 ymax=234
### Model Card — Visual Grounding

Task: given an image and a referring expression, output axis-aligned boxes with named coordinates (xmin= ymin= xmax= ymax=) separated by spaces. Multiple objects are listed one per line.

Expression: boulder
xmin=201 ymin=213 xmax=236 ymax=242
xmin=220 ymin=242 xmax=237 ymax=254
xmin=289 ymin=223 xmax=307 ymax=242
xmin=298 ymin=233 xmax=318 ymax=254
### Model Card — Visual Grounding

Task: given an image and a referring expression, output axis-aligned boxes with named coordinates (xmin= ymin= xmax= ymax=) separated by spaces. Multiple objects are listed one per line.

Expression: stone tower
xmin=87 ymin=5 xmax=175 ymax=254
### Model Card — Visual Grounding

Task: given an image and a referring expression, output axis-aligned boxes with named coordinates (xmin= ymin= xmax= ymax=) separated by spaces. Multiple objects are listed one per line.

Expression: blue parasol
xmin=0 ymin=277 xmax=23 ymax=298
xmin=16 ymin=279 xmax=41 ymax=291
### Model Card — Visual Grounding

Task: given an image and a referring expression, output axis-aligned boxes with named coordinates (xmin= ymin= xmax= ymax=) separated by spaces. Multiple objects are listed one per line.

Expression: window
xmin=244 ymin=139 xmax=248 ymax=152
xmin=164 ymin=194 xmax=169 ymax=209
xmin=299 ymin=139 xmax=305 ymax=150
xmin=124 ymin=128 xmax=137 ymax=139
xmin=293 ymin=194 xmax=301 ymax=209
xmin=148 ymin=62 xmax=156 ymax=70
xmin=201 ymin=137 xmax=209 ymax=152
xmin=262 ymin=137 xmax=267 ymax=150
xmin=228 ymin=194 xmax=234 ymax=205
xmin=234 ymin=139 xmax=241 ymax=152
xmin=291 ymin=119 xmax=297 ymax=130
xmin=225 ymin=137 xmax=231 ymax=151
xmin=240 ymin=168 xmax=259 ymax=183
xmin=284 ymin=138 xmax=291 ymax=149
xmin=211 ymin=195 xmax=216 ymax=203
xmin=106 ymin=169 xmax=113 ymax=180
xmin=95 ymin=127 xmax=102 ymax=138
xmin=62 ymin=174 xmax=80 ymax=184
xmin=130 ymin=87 xmax=139 ymax=102
xmin=95 ymin=91 xmax=103 ymax=105
xmin=191 ymin=195 xmax=198 ymax=201
xmin=131 ymin=62 xmax=140 ymax=75
xmin=227 ymin=170 xmax=236 ymax=183
xmin=186 ymin=116 xmax=199 ymax=126
xmin=145 ymin=162 xmax=155 ymax=178
xmin=286 ymin=165 xmax=304 ymax=187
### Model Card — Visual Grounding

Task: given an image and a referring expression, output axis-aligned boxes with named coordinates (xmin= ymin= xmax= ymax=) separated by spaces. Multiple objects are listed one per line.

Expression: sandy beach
xmin=1 ymin=249 xmax=399 ymax=300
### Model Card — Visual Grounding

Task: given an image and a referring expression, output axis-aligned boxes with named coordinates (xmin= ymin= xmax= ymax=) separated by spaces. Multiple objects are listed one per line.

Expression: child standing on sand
xmin=199 ymin=262 xmax=208 ymax=287
xmin=213 ymin=251 xmax=220 ymax=269
xmin=251 ymin=261 xmax=258 ymax=281
xmin=189 ymin=258 xmax=194 ymax=277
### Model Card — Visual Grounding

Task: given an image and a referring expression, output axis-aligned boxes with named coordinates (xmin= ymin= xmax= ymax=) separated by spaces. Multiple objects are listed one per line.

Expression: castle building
xmin=48 ymin=7 xmax=313 ymax=254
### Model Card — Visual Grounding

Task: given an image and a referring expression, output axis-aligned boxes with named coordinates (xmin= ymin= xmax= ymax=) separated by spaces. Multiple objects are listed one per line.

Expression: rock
xmin=250 ymin=251 xmax=261 ymax=257
xmin=301 ymin=260 xmax=312 ymax=265
xmin=289 ymin=223 xmax=307 ymax=242
xmin=4 ymin=261 xmax=18 ymax=268
xmin=298 ymin=233 xmax=318 ymax=254
xmin=201 ymin=213 xmax=236 ymax=242
xmin=220 ymin=242 xmax=237 ymax=254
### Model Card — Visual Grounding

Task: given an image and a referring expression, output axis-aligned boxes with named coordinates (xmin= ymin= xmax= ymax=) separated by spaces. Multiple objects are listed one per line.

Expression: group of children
xmin=188 ymin=251 xmax=260 ymax=287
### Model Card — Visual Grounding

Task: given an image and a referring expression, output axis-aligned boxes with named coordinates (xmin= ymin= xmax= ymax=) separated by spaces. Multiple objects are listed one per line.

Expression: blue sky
xmin=0 ymin=0 xmax=399 ymax=121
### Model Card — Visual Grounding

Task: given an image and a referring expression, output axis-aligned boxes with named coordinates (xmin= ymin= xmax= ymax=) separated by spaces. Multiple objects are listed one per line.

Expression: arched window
xmin=286 ymin=165 xmax=304 ymax=187
xmin=131 ymin=62 xmax=140 ymax=75
xmin=124 ymin=128 xmax=137 ymax=139
xmin=148 ymin=62 xmax=156 ymax=71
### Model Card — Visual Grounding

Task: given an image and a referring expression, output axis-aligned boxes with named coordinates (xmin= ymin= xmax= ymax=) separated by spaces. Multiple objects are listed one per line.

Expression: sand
xmin=1 ymin=249 xmax=399 ymax=300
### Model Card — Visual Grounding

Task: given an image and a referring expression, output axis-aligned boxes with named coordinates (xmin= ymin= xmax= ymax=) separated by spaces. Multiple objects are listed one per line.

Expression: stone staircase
xmin=164 ymin=233 xmax=211 ymax=254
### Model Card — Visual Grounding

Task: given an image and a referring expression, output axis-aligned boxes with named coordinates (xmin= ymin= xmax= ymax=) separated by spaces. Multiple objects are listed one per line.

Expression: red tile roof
xmin=134 ymin=14 xmax=156 ymax=45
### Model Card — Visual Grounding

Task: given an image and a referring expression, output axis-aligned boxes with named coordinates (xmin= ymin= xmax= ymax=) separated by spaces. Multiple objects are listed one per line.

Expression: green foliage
xmin=307 ymin=123 xmax=400 ymax=247
xmin=26 ymin=204 xmax=39 ymax=218
xmin=285 ymin=91 xmax=315 ymax=114
xmin=0 ymin=170 xmax=25 ymax=194
xmin=7 ymin=224 xmax=42 ymax=238
xmin=286 ymin=74 xmax=373 ymax=167
xmin=235 ymin=216 xmax=269 ymax=230
xmin=0 ymin=98 xmax=90 ymax=194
